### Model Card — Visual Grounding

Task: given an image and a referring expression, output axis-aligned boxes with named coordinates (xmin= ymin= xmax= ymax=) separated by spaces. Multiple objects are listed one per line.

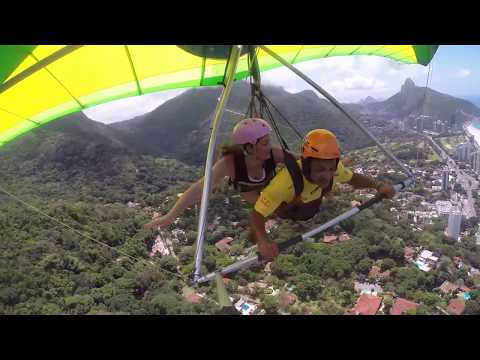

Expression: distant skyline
xmin=84 ymin=45 xmax=480 ymax=124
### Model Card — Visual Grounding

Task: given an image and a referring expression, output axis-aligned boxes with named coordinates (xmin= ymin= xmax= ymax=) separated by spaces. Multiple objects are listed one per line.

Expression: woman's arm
xmin=144 ymin=155 xmax=234 ymax=229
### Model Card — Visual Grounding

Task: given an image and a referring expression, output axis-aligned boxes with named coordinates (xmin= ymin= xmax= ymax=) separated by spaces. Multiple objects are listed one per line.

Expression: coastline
xmin=466 ymin=120 xmax=480 ymax=147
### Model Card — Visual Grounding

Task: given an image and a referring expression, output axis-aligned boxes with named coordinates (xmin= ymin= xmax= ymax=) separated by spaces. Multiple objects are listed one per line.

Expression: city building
xmin=446 ymin=207 xmax=462 ymax=241
xmin=435 ymin=200 xmax=452 ymax=216
xmin=442 ymin=168 xmax=450 ymax=191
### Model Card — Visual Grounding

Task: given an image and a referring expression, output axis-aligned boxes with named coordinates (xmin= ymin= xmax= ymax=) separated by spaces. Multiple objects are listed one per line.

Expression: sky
xmin=83 ymin=45 xmax=480 ymax=124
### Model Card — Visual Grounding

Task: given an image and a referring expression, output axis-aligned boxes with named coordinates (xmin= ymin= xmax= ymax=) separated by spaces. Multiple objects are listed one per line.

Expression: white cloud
xmin=456 ymin=68 xmax=471 ymax=78
xmin=262 ymin=55 xmax=430 ymax=103
xmin=83 ymin=89 xmax=185 ymax=124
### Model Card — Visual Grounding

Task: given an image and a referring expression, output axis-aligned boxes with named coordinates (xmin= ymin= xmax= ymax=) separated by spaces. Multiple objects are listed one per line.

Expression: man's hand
xmin=376 ymin=182 xmax=396 ymax=199
xmin=143 ymin=214 xmax=175 ymax=230
xmin=257 ymin=239 xmax=279 ymax=261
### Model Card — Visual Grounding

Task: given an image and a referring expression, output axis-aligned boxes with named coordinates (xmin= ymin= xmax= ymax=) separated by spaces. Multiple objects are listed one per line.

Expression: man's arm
xmin=348 ymin=172 xmax=396 ymax=198
xmin=249 ymin=209 xmax=279 ymax=261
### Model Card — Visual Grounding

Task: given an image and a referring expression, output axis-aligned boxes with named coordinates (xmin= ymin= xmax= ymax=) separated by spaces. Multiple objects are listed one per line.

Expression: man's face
xmin=309 ymin=158 xmax=338 ymax=188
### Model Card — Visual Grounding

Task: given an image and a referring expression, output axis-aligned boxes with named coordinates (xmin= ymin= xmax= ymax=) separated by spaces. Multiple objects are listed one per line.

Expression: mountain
xmin=460 ymin=95 xmax=480 ymax=108
xmin=359 ymin=96 xmax=378 ymax=105
xmin=0 ymin=112 xmax=200 ymax=204
xmin=5 ymin=78 xmax=479 ymax=175
xmin=361 ymin=78 xmax=480 ymax=122
xmin=111 ymin=81 xmax=370 ymax=165
xmin=0 ymin=112 xmax=131 ymax=173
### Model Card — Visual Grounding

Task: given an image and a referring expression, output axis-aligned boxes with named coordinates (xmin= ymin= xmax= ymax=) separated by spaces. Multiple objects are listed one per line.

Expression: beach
xmin=466 ymin=121 xmax=480 ymax=147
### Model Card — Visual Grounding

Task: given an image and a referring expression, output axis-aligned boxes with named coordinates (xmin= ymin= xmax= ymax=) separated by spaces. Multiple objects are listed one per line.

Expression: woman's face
xmin=252 ymin=134 xmax=272 ymax=161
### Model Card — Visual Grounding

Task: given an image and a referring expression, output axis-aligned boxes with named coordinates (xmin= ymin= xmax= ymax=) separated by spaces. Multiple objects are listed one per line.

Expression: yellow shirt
xmin=254 ymin=160 xmax=353 ymax=218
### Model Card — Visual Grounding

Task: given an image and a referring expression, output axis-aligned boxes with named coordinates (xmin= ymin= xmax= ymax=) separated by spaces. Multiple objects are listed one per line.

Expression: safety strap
xmin=246 ymin=48 xmax=300 ymax=152
xmin=283 ymin=150 xmax=304 ymax=197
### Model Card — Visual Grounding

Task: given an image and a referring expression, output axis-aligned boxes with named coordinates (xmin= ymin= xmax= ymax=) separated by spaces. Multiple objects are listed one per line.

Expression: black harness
xmin=229 ymin=149 xmax=276 ymax=193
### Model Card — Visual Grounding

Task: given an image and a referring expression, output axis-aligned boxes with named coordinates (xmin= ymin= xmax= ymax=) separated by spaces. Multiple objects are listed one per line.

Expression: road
xmin=424 ymin=134 xmax=478 ymax=219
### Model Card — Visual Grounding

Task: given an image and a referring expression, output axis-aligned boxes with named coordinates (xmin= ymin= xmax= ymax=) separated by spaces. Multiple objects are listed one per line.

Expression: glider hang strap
xmin=246 ymin=47 xmax=285 ymax=148
xmin=246 ymin=46 xmax=294 ymax=151
xmin=247 ymin=46 xmax=260 ymax=118
xmin=259 ymin=92 xmax=290 ymax=150
xmin=260 ymin=91 xmax=304 ymax=141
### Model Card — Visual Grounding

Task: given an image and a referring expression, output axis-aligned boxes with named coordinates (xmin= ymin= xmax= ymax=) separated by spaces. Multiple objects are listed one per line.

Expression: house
xmin=458 ymin=285 xmax=473 ymax=301
xmin=419 ymin=250 xmax=439 ymax=263
xmin=469 ymin=267 xmax=480 ymax=277
xmin=215 ymin=237 xmax=234 ymax=253
xmin=247 ymin=281 xmax=268 ymax=293
xmin=264 ymin=286 xmax=280 ymax=296
xmin=127 ymin=201 xmax=140 ymax=208
xmin=279 ymin=292 xmax=297 ymax=307
xmin=404 ymin=247 xmax=416 ymax=261
xmin=439 ymin=281 xmax=460 ymax=295
xmin=182 ymin=288 xmax=203 ymax=304
xmin=447 ymin=298 xmax=466 ymax=315
xmin=346 ymin=294 xmax=383 ymax=315
xmin=415 ymin=260 xmax=431 ymax=272
xmin=354 ymin=281 xmax=383 ymax=296
xmin=369 ymin=265 xmax=381 ymax=278
xmin=380 ymin=270 xmax=391 ymax=280
xmin=368 ymin=265 xmax=390 ymax=281
xmin=234 ymin=297 xmax=260 ymax=315
xmin=338 ymin=233 xmax=351 ymax=242
xmin=415 ymin=249 xmax=439 ymax=272
xmin=235 ymin=301 xmax=258 ymax=315
xmin=323 ymin=234 xmax=338 ymax=244
xmin=389 ymin=298 xmax=418 ymax=315
xmin=453 ymin=257 xmax=464 ymax=268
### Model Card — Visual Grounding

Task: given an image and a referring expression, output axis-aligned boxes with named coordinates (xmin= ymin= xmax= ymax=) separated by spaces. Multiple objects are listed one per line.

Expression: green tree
xmin=158 ymin=256 xmax=178 ymax=273
xmin=464 ymin=300 xmax=480 ymax=315
xmin=292 ymin=274 xmax=323 ymax=302
xmin=272 ymin=255 xmax=303 ymax=278
xmin=381 ymin=258 xmax=396 ymax=271
xmin=382 ymin=297 xmax=393 ymax=314
xmin=356 ymin=258 xmax=373 ymax=275
xmin=64 ymin=295 xmax=94 ymax=315
xmin=262 ymin=296 xmax=279 ymax=315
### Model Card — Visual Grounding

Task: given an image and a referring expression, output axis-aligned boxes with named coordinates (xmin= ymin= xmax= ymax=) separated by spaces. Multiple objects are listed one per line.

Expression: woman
xmin=144 ymin=118 xmax=298 ymax=229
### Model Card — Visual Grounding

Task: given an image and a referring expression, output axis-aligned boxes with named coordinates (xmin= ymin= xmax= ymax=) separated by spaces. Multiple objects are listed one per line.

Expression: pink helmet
xmin=232 ymin=118 xmax=272 ymax=145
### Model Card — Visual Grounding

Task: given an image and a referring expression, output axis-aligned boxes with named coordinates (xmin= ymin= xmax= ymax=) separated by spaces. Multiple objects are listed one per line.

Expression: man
xmin=249 ymin=129 xmax=396 ymax=261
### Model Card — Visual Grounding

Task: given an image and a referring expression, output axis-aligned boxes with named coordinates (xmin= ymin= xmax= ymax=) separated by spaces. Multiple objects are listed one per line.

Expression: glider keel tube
xmin=193 ymin=46 xmax=243 ymax=283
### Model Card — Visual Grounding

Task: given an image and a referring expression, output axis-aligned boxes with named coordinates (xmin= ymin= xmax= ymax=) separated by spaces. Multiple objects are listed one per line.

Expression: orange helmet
xmin=302 ymin=129 xmax=341 ymax=159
